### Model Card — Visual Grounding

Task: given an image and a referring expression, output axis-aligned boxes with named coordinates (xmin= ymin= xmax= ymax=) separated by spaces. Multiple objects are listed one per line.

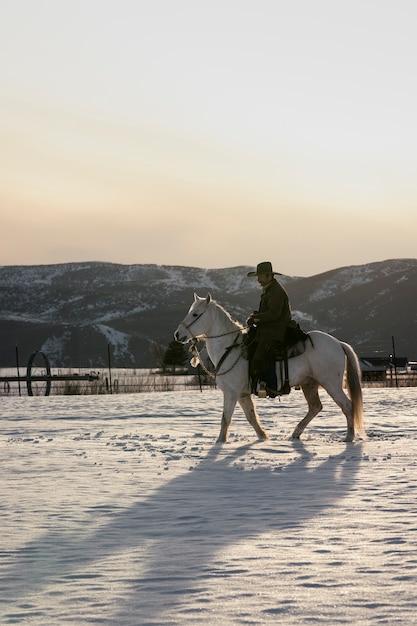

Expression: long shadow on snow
xmin=1 ymin=440 xmax=362 ymax=624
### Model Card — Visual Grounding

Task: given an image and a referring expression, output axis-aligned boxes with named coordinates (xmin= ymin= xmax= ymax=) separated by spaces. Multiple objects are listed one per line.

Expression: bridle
xmin=179 ymin=305 xmax=247 ymax=378
xmin=178 ymin=307 xmax=207 ymax=340
xmin=179 ymin=305 xmax=245 ymax=342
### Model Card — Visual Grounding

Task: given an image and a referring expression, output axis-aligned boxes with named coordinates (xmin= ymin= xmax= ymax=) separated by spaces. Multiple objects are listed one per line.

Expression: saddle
xmin=248 ymin=321 xmax=310 ymax=398
xmin=283 ymin=320 xmax=310 ymax=353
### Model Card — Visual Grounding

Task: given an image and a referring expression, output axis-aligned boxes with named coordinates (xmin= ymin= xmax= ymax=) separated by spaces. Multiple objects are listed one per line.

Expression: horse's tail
xmin=341 ymin=342 xmax=365 ymax=438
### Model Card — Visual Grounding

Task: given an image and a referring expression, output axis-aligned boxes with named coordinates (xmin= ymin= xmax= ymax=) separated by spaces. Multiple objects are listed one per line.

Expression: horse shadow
xmin=1 ymin=439 xmax=362 ymax=624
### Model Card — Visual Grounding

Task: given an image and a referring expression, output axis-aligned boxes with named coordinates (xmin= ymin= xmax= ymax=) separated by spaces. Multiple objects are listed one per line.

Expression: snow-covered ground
xmin=1 ymin=388 xmax=417 ymax=625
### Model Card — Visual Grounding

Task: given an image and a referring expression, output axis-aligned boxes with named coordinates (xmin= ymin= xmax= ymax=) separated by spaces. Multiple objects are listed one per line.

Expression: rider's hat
xmin=247 ymin=261 xmax=282 ymax=277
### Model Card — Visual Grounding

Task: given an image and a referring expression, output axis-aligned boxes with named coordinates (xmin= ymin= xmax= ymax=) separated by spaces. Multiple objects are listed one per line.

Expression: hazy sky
xmin=1 ymin=0 xmax=416 ymax=276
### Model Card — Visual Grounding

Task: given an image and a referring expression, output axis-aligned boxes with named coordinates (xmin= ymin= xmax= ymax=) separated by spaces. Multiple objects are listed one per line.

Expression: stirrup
xmin=258 ymin=381 xmax=267 ymax=398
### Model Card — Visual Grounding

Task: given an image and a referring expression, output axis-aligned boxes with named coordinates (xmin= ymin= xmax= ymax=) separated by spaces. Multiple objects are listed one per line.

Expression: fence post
xmin=15 ymin=344 xmax=21 ymax=397
xmin=391 ymin=336 xmax=398 ymax=388
xmin=107 ymin=344 xmax=113 ymax=394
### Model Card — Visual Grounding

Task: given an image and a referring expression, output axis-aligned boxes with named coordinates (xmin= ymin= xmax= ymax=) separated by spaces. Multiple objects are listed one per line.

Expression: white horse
xmin=174 ymin=293 xmax=365 ymax=443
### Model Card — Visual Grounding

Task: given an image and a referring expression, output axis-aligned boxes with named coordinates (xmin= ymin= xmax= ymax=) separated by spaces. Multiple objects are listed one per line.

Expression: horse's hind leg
xmin=238 ymin=393 xmax=268 ymax=440
xmin=292 ymin=381 xmax=323 ymax=439
xmin=322 ymin=383 xmax=355 ymax=442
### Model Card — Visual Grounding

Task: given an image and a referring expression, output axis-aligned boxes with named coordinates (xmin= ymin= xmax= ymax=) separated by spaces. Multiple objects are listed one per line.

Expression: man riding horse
xmin=246 ymin=261 xmax=296 ymax=396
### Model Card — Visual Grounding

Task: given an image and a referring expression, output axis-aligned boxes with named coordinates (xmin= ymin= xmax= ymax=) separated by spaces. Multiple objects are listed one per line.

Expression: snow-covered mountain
xmin=1 ymin=259 xmax=416 ymax=367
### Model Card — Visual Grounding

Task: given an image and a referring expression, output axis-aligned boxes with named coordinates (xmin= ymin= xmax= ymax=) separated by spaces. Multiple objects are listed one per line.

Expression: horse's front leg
xmin=238 ymin=393 xmax=268 ymax=440
xmin=217 ymin=391 xmax=238 ymax=443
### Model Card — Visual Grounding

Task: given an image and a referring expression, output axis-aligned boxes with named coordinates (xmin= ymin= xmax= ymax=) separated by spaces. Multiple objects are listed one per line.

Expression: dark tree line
xmin=163 ymin=340 xmax=188 ymax=372
xmin=149 ymin=340 xmax=188 ymax=373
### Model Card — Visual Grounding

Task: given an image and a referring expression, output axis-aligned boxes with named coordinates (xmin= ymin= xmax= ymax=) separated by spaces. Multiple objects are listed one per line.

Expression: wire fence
xmin=1 ymin=366 xmax=417 ymax=397
xmin=0 ymin=368 xmax=217 ymax=397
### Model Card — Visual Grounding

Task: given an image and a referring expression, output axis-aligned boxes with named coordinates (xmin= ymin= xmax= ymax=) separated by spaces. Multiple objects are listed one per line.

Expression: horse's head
xmin=174 ymin=293 xmax=212 ymax=343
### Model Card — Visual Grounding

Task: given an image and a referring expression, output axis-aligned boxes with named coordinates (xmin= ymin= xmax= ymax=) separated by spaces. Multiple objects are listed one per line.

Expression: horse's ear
xmin=206 ymin=293 xmax=211 ymax=303
xmin=194 ymin=292 xmax=199 ymax=301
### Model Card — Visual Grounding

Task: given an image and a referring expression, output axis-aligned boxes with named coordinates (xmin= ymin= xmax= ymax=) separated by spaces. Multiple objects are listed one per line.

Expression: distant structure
xmin=359 ymin=356 xmax=408 ymax=383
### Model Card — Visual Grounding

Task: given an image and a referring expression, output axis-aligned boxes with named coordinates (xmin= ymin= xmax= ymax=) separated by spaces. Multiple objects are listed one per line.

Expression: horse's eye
xmin=192 ymin=313 xmax=198 ymax=317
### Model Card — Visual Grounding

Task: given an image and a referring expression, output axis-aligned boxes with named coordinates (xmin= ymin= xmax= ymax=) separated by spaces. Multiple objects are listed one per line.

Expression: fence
xmin=0 ymin=367 xmax=216 ymax=397
xmin=361 ymin=370 xmax=417 ymax=388
xmin=1 ymin=367 xmax=416 ymax=397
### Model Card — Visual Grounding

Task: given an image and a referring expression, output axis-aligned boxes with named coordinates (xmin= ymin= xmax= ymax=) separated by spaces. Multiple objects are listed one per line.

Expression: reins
xmin=189 ymin=332 xmax=244 ymax=378
xmin=181 ymin=320 xmax=244 ymax=342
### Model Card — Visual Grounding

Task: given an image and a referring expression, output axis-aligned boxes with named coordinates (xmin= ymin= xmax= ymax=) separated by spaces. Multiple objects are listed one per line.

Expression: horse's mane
xmin=210 ymin=298 xmax=245 ymax=331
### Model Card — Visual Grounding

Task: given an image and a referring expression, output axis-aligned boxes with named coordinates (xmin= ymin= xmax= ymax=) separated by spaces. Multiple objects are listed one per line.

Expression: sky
xmin=1 ymin=0 xmax=416 ymax=277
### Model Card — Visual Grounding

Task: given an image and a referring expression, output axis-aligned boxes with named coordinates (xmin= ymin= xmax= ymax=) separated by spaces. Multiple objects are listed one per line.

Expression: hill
xmin=0 ymin=259 xmax=416 ymax=367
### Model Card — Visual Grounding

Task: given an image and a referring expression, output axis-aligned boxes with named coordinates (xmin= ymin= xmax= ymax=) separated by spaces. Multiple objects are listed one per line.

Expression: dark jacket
xmin=254 ymin=278 xmax=291 ymax=342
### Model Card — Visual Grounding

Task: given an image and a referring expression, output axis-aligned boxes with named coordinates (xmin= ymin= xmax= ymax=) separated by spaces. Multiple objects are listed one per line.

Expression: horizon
xmin=1 ymin=1 xmax=417 ymax=276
